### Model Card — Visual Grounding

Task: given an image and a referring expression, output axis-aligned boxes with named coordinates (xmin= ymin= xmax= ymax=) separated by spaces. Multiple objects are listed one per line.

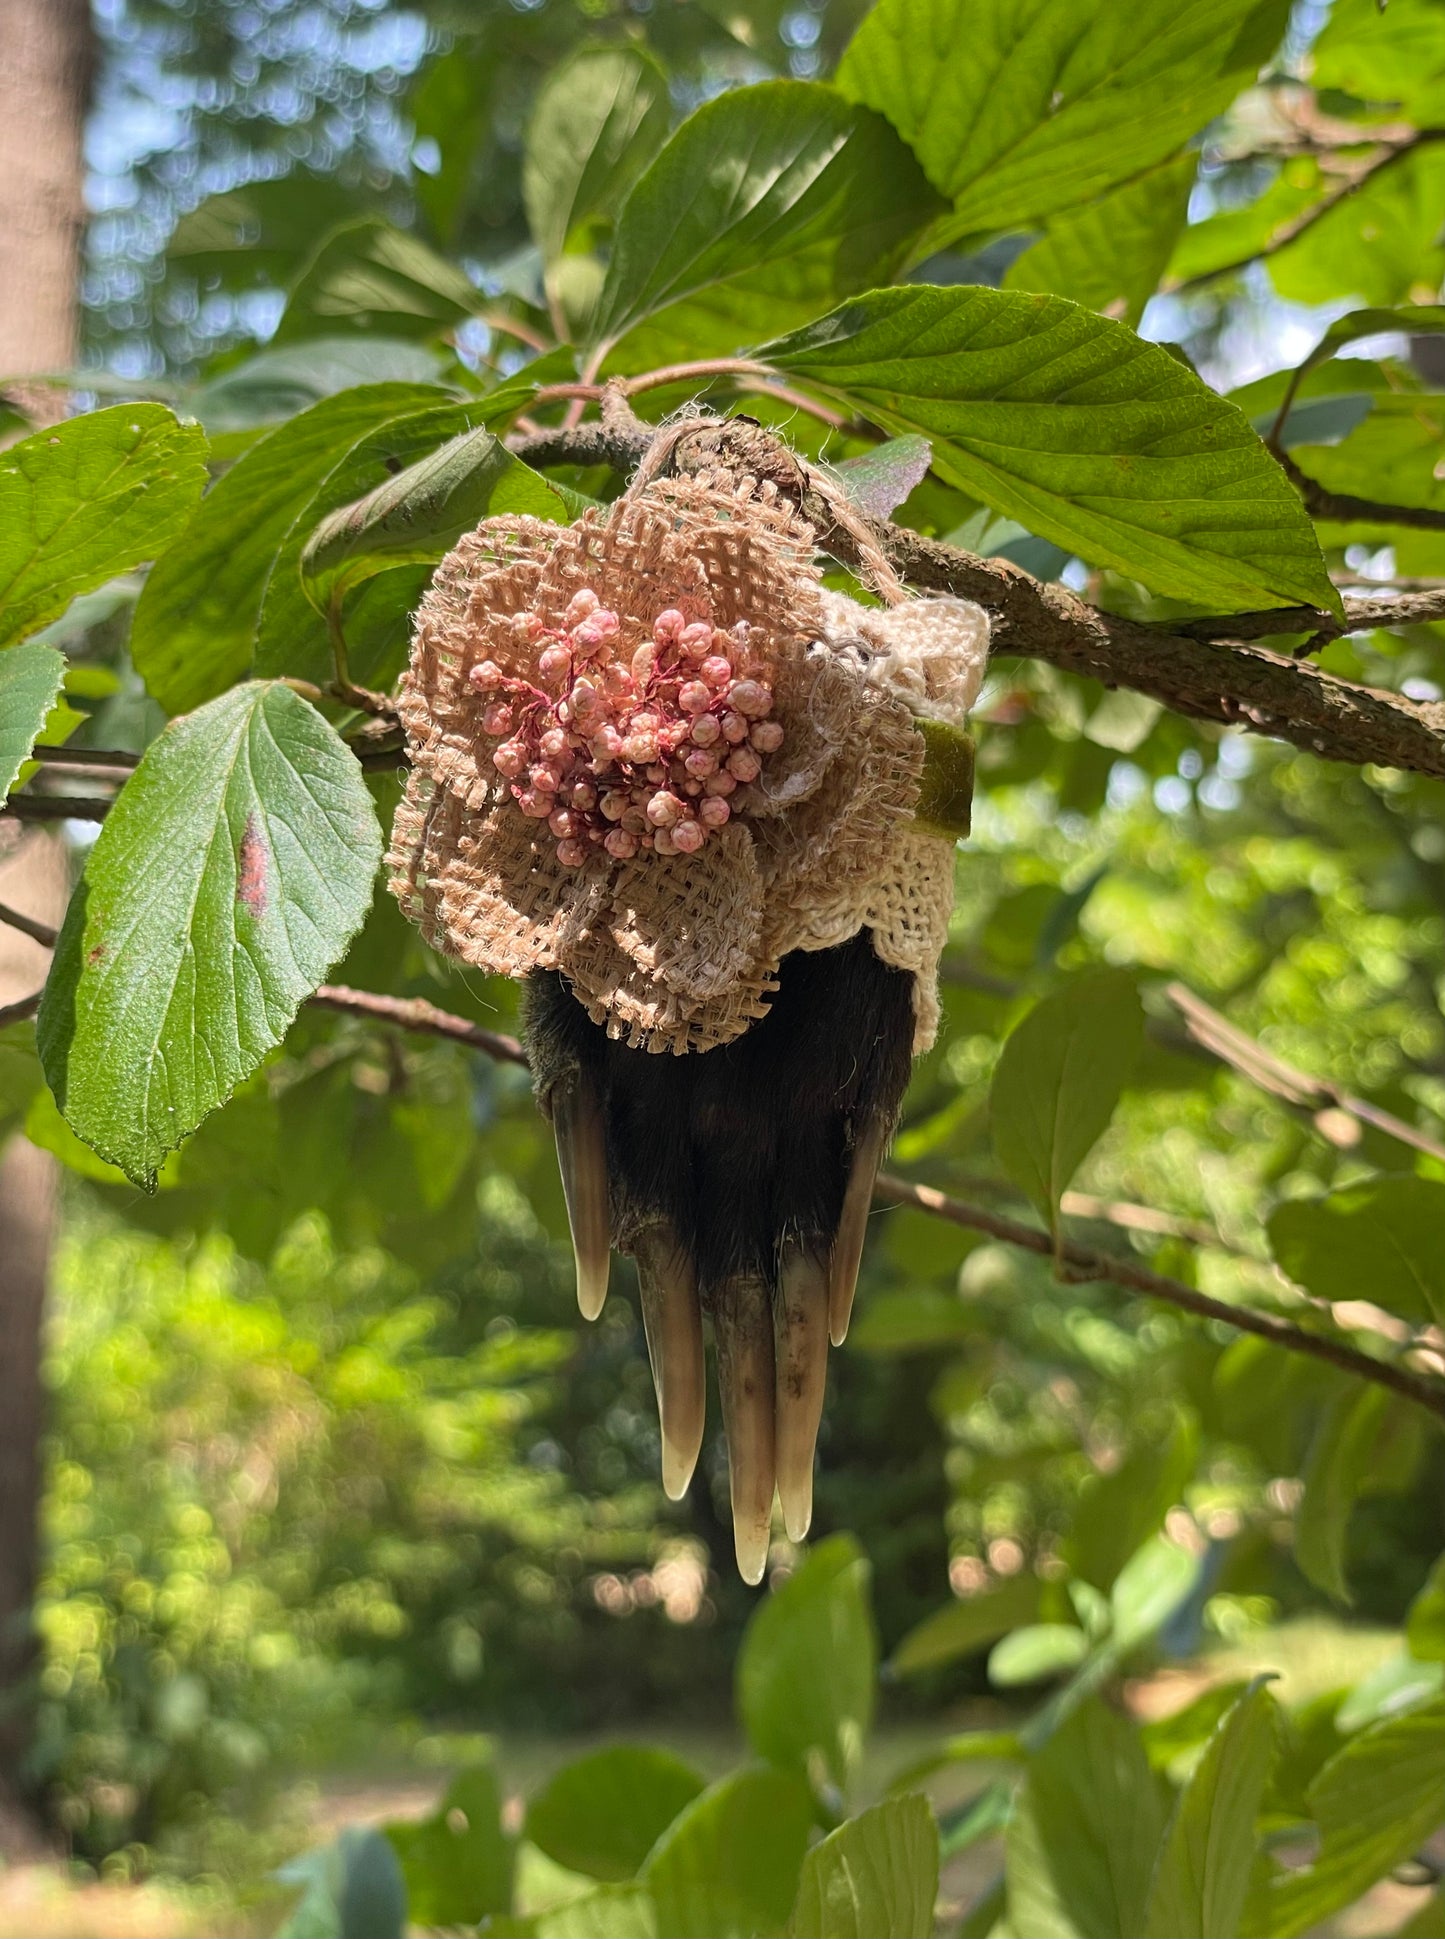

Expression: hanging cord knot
xmin=612 ymin=386 xmax=911 ymax=608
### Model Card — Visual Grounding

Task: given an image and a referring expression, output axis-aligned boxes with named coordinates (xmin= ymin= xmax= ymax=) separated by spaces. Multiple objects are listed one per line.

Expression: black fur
xmin=523 ymin=931 xmax=915 ymax=1302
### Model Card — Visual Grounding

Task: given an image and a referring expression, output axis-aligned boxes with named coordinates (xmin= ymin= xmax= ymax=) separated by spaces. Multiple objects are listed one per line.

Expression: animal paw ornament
xmin=390 ymin=450 xmax=987 ymax=1581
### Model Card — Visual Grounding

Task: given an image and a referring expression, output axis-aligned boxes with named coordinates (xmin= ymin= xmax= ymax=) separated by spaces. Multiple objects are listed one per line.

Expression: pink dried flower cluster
xmin=467 ymin=588 xmax=783 ymax=868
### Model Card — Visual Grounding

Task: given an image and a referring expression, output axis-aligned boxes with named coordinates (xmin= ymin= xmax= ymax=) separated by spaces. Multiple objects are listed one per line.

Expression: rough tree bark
xmin=0 ymin=0 xmax=91 ymax=1831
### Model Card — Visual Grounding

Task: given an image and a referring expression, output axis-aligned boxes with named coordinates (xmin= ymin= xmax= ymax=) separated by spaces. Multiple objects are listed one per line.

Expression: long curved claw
xmin=774 ymin=1242 xmax=829 ymax=1543
xmin=712 ymin=1279 xmax=777 ymax=1585
xmin=551 ymin=1072 xmax=611 ymax=1321
xmin=828 ymin=1122 xmax=886 ymax=1346
xmin=636 ymin=1231 xmax=706 ymax=1501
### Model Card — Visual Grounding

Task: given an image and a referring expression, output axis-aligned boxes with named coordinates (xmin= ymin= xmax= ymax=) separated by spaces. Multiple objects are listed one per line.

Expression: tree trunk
xmin=0 ymin=0 xmax=91 ymax=1835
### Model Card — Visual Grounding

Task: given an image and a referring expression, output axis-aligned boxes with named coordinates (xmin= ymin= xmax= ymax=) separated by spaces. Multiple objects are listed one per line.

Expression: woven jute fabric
xmin=389 ymin=469 xmax=989 ymax=1053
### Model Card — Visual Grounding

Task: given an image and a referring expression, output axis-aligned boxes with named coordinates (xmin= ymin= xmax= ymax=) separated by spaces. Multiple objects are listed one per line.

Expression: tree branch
xmin=0 ymin=794 xmax=115 ymax=823
xmin=1168 ymin=132 xmax=1445 ymax=296
xmin=0 ymin=992 xmax=41 ymax=1031
xmin=0 ymin=903 xmax=57 ymax=950
xmin=26 ymin=745 xmax=139 ymax=771
xmin=1164 ymin=982 xmax=1445 ymax=1167
xmin=307 ymin=979 xmax=1445 ymax=1424
xmin=1279 ymin=449 xmax=1445 ymax=535
xmin=868 ymin=1175 xmax=1445 ymax=1425
xmin=502 ymin=414 xmax=1445 ymax=781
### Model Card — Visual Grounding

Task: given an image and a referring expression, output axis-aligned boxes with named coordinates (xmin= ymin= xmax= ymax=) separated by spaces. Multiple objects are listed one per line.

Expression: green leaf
xmin=1408 ymin=1555 xmax=1445 ymax=1662
xmin=1311 ymin=0 xmax=1445 ymax=123
xmin=1250 ymin=1698 xmax=1445 ymax=1938
xmin=300 ymin=425 xmax=569 ymax=618
xmin=1269 ymin=305 xmax=1445 ymax=440
xmin=533 ymin=1886 xmax=659 ymax=1939
xmin=1005 ymin=1698 xmax=1169 ymax=1939
xmin=37 ymin=682 xmax=381 ymax=1187
xmin=0 ymin=405 xmax=208 ymax=650
xmin=1109 ymin=1535 xmax=1200 ymax=1655
xmin=189 ymin=338 xmax=448 ymax=433
xmin=1269 ymin=1177 xmax=1445 ymax=1327
xmin=1271 ymin=146 xmax=1445 ymax=309
xmin=988 ymin=1624 xmax=1089 ymax=1687
xmin=525 ymin=1748 xmax=705 ymax=1884
xmin=129 ymin=381 xmax=448 ymax=712
xmin=589 ymin=81 xmax=944 ymax=368
xmin=890 ymin=1576 xmax=1041 ymax=1676
xmin=523 ymin=44 xmax=670 ymax=265
xmin=828 ymin=436 xmax=934 ymax=520
xmin=1295 ymin=1384 xmax=1392 ymax=1604
xmin=737 ymin=1534 xmax=876 ymax=1793
xmin=1005 ymin=154 xmax=1199 ymax=329
xmin=761 ymin=288 xmax=1338 ymax=615
xmin=642 ymin=1767 xmax=814 ymax=1939
xmin=837 ymin=0 xmax=1287 ymax=241
xmin=386 ymin=1765 xmax=514 ymax=1925
xmin=278 ymin=1827 xmax=408 ymax=1939
xmin=274 ymin=216 xmax=481 ymax=343
xmin=0 ymin=640 xmax=65 ymax=804
xmin=1144 ymin=1681 xmax=1278 ymax=1939
xmin=788 ymin=1796 xmax=938 ymax=1939
xmin=990 ymin=971 xmax=1144 ymax=1226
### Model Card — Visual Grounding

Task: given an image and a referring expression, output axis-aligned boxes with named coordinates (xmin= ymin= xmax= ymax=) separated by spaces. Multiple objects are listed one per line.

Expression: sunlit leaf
xmin=590 ymin=81 xmax=944 ymax=368
xmin=789 ymin=1796 xmax=938 ymax=1939
xmin=990 ymin=971 xmax=1144 ymax=1226
xmin=0 ymin=640 xmax=65 ymax=805
xmin=1269 ymin=1177 xmax=1445 ymax=1327
xmin=737 ymin=1534 xmax=876 ymax=1793
xmin=386 ymin=1765 xmax=514 ymax=1925
xmin=761 ymin=288 xmax=1339 ymax=614
xmin=524 ymin=44 xmax=670 ymax=265
xmin=1144 ymin=1680 xmax=1277 ymax=1938
xmin=525 ymin=1748 xmax=704 ymax=1883
xmin=642 ymin=1767 xmax=813 ymax=1939
xmin=0 ymin=405 xmax=207 ymax=650
xmin=38 ymin=682 xmax=381 ymax=1187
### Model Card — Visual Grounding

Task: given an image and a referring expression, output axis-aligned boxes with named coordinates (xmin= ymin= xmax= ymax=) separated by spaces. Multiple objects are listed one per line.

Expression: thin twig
xmin=1174 ymin=589 xmax=1445 ymax=642
xmin=310 ymin=984 xmax=527 ymax=1068
xmin=0 ymin=991 xmax=41 ymax=1030
xmin=869 ymin=1176 xmax=1445 ymax=1425
xmin=306 ymin=978 xmax=1445 ymax=1422
xmin=0 ymin=902 xmax=58 ymax=949
xmin=1168 ymin=133 xmax=1445 ymax=296
xmin=27 ymin=746 xmax=140 ymax=771
xmin=1280 ymin=449 xmax=1445 ymax=535
xmin=1 ymin=795 xmax=115 ymax=823
xmin=1164 ymin=982 xmax=1445 ymax=1167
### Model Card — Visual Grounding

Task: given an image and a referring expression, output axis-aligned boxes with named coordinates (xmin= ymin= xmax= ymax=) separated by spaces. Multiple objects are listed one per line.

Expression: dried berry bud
xmin=548 ymin=806 xmax=578 ymax=839
xmin=726 ymin=747 xmax=761 ymax=783
xmin=564 ymin=588 xmax=599 ymax=626
xmin=728 ymin=678 xmax=771 ymax=718
xmin=538 ymin=645 xmax=571 ymax=686
xmin=653 ymin=827 xmax=678 ymax=855
xmin=699 ymin=794 xmax=731 ymax=828
xmin=678 ymin=680 xmax=711 ymax=715
xmin=645 ymin=790 xmax=685 ymax=828
xmin=631 ymin=643 xmax=656 ymax=687
xmin=704 ymin=770 xmax=737 ymax=796
xmin=470 ymin=659 xmax=505 ymax=692
xmin=605 ymin=828 xmax=638 ymax=860
xmin=679 ymin=621 xmax=713 ymax=659
xmin=621 ymin=731 xmax=658 ymax=764
xmin=493 ymin=739 xmax=528 ymax=778
xmin=517 ymin=789 xmax=552 ymax=819
xmin=530 ymin=764 xmax=561 ymax=793
xmin=684 ymin=747 xmax=718 ymax=778
xmin=556 ymin=838 xmax=586 ymax=867
xmin=701 ymin=655 xmax=732 ymax=689
xmin=749 ymin=719 xmax=784 ymax=752
xmin=689 ymin=713 xmax=721 ymax=748
xmin=591 ymin=726 xmax=624 ymax=761
xmin=572 ymin=608 xmax=618 ymax=651
xmin=569 ymin=778 xmax=598 ymax=811
xmin=481 ymin=701 xmax=514 ymax=737
xmin=600 ymin=789 xmax=630 ymax=822
xmin=672 ymin=818 xmax=705 ymax=854
xmin=721 ymin=712 xmax=749 ymax=744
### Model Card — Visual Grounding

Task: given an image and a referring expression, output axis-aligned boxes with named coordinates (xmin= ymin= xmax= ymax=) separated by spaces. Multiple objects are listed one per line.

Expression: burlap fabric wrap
xmin=388 ymin=467 xmax=988 ymax=1054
